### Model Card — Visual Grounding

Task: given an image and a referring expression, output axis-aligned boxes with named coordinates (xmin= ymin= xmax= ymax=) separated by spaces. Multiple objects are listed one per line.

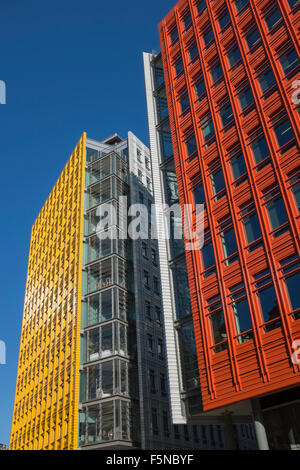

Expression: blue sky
xmin=0 ymin=0 xmax=176 ymax=446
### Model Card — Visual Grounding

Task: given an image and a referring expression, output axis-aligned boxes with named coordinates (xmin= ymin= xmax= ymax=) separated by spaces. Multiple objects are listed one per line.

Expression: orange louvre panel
xmin=159 ymin=0 xmax=300 ymax=411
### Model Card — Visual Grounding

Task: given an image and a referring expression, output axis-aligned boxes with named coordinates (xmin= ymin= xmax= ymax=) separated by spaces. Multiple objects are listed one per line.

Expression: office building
xmin=147 ymin=0 xmax=300 ymax=450
xmin=10 ymin=131 xmax=242 ymax=450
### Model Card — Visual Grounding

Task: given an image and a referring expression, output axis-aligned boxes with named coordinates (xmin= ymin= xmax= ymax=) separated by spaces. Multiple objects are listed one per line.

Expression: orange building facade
xmin=159 ymin=0 xmax=300 ymax=415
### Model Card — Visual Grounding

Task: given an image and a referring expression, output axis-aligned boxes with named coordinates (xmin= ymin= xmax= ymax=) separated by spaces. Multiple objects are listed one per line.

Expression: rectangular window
xmin=160 ymin=373 xmax=167 ymax=396
xmin=188 ymin=43 xmax=198 ymax=62
xmin=250 ymin=133 xmax=270 ymax=165
xmin=145 ymin=300 xmax=151 ymax=319
xmin=192 ymin=178 xmax=205 ymax=206
xmin=238 ymin=85 xmax=254 ymax=112
xmin=273 ymin=117 xmax=295 ymax=149
xmin=186 ymin=133 xmax=197 ymax=157
xmin=149 ymin=369 xmax=156 ymax=393
xmin=219 ymin=217 xmax=238 ymax=264
xmin=264 ymin=5 xmax=283 ymax=31
xmin=183 ymin=11 xmax=192 ymax=30
xmin=151 ymin=408 xmax=159 ymax=435
xmin=163 ymin=411 xmax=170 ymax=437
xmin=174 ymin=57 xmax=184 ymax=77
xmin=288 ymin=168 xmax=300 ymax=213
xmin=246 ymin=27 xmax=261 ymax=51
xmin=218 ymin=9 xmax=231 ymax=31
xmin=147 ymin=334 xmax=154 ymax=354
xmin=207 ymin=295 xmax=227 ymax=352
xmin=151 ymin=248 xmax=157 ymax=265
xmin=203 ymin=28 xmax=214 ymax=48
xmin=230 ymin=284 xmax=253 ymax=343
xmin=158 ymin=339 xmax=164 ymax=359
xmin=209 ymin=160 xmax=226 ymax=200
xmin=170 ymin=27 xmax=178 ymax=44
xmin=144 ymin=270 xmax=150 ymax=288
xmin=257 ymin=285 xmax=280 ymax=330
xmin=264 ymin=186 xmax=288 ymax=232
xmin=210 ymin=61 xmax=223 ymax=84
xmin=219 ymin=100 xmax=234 ymax=128
xmin=288 ymin=0 xmax=300 ymax=10
xmin=257 ymin=67 xmax=276 ymax=94
xmin=194 ymin=76 xmax=206 ymax=99
xmin=235 ymin=0 xmax=249 ymax=12
xmin=240 ymin=201 xmax=262 ymax=246
xmin=138 ymin=170 xmax=143 ymax=183
xmin=278 ymin=46 xmax=300 ymax=76
xmin=230 ymin=149 xmax=247 ymax=184
xmin=201 ymin=239 xmax=216 ymax=273
xmin=142 ymin=242 xmax=148 ymax=258
xmin=197 ymin=0 xmax=207 ymax=14
xmin=227 ymin=44 xmax=241 ymax=67
xmin=179 ymin=92 xmax=190 ymax=114
xmin=201 ymin=117 xmax=215 ymax=146
xmin=155 ymin=306 xmax=161 ymax=322
xmin=284 ymin=269 xmax=300 ymax=315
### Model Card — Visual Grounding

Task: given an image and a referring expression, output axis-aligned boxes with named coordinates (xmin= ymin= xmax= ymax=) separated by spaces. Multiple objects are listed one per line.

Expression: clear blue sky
xmin=0 ymin=0 xmax=176 ymax=446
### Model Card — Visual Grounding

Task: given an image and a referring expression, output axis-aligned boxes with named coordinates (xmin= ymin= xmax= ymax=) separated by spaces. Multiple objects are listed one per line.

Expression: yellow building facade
xmin=10 ymin=134 xmax=86 ymax=450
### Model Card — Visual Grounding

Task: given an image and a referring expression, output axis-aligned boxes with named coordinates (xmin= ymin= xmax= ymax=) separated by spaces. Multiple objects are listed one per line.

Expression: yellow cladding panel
xmin=9 ymin=133 xmax=86 ymax=450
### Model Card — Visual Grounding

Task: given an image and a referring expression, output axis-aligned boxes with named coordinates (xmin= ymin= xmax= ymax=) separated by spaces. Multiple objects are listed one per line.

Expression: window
xmin=170 ymin=27 xmax=178 ymax=44
xmin=192 ymin=179 xmax=205 ymax=206
xmin=230 ymin=284 xmax=253 ymax=343
xmin=273 ymin=117 xmax=295 ymax=149
xmin=256 ymin=283 xmax=280 ymax=331
xmin=210 ymin=61 xmax=223 ymax=84
xmin=235 ymin=0 xmax=248 ymax=12
xmin=151 ymin=248 xmax=157 ymax=265
xmin=238 ymin=85 xmax=254 ymax=112
xmin=145 ymin=157 xmax=150 ymax=170
xmin=138 ymin=170 xmax=143 ymax=184
xmin=188 ymin=43 xmax=198 ymax=62
xmin=219 ymin=100 xmax=234 ymax=128
xmin=145 ymin=300 xmax=151 ymax=319
xmin=179 ymin=92 xmax=190 ymax=114
xmin=144 ymin=270 xmax=150 ymax=288
xmin=142 ymin=242 xmax=148 ymax=258
xmin=153 ymin=276 xmax=159 ymax=294
xmin=288 ymin=168 xmax=300 ymax=212
xmin=186 ymin=133 xmax=197 ymax=158
xmin=158 ymin=339 xmax=164 ymax=359
xmin=163 ymin=411 xmax=170 ymax=437
xmin=197 ymin=0 xmax=207 ymax=14
xmin=218 ymin=9 xmax=230 ymax=31
xmin=201 ymin=117 xmax=215 ymax=146
xmin=149 ymin=369 xmax=156 ymax=393
xmin=245 ymin=28 xmax=261 ymax=51
xmin=201 ymin=237 xmax=216 ymax=276
xmin=151 ymin=408 xmax=159 ymax=435
xmin=250 ymin=132 xmax=270 ymax=165
xmin=264 ymin=5 xmax=283 ymax=31
xmin=227 ymin=44 xmax=242 ymax=68
xmin=160 ymin=373 xmax=167 ymax=396
xmin=285 ymin=261 xmax=300 ymax=319
xmin=183 ymin=11 xmax=192 ymax=30
xmin=278 ymin=46 xmax=300 ymax=76
xmin=240 ymin=201 xmax=262 ymax=246
xmin=209 ymin=160 xmax=226 ymax=200
xmin=229 ymin=148 xmax=247 ymax=184
xmin=137 ymin=149 xmax=142 ymax=162
xmin=139 ymin=191 xmax=144 ymax=204
xmin=207 ymin=295 xmax=228 ymax=352
xmin=219 ymin=217 xmax=238 ymax=264
xmin=155 ymin=306 xmax=161 ymax=322
xmin=263 ymin=185 xmax=288 ymax=233
xmin=194 ymin=75 xmax=206 ymax=99
xmin=288 ymin=0 xmax=300 ymax=10
xmin=203 ymin=28 xmax=214 ymax=48
xmin=174 ymin=56 xmax=184 ymax=77
xmin=147 ymin=334 xmax=154 ymax=355
xmin=257 ymin=67 xmax=276 ymax=94
xmin=146 ymin=177 xmax=152 ymax=191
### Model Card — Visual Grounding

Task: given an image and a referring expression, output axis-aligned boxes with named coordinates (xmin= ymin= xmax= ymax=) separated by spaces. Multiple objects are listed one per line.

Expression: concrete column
xmin=251 ymin=399 xmax=269 ymax=450
xmin=223 ymin=413 xmax=238 ymax=450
